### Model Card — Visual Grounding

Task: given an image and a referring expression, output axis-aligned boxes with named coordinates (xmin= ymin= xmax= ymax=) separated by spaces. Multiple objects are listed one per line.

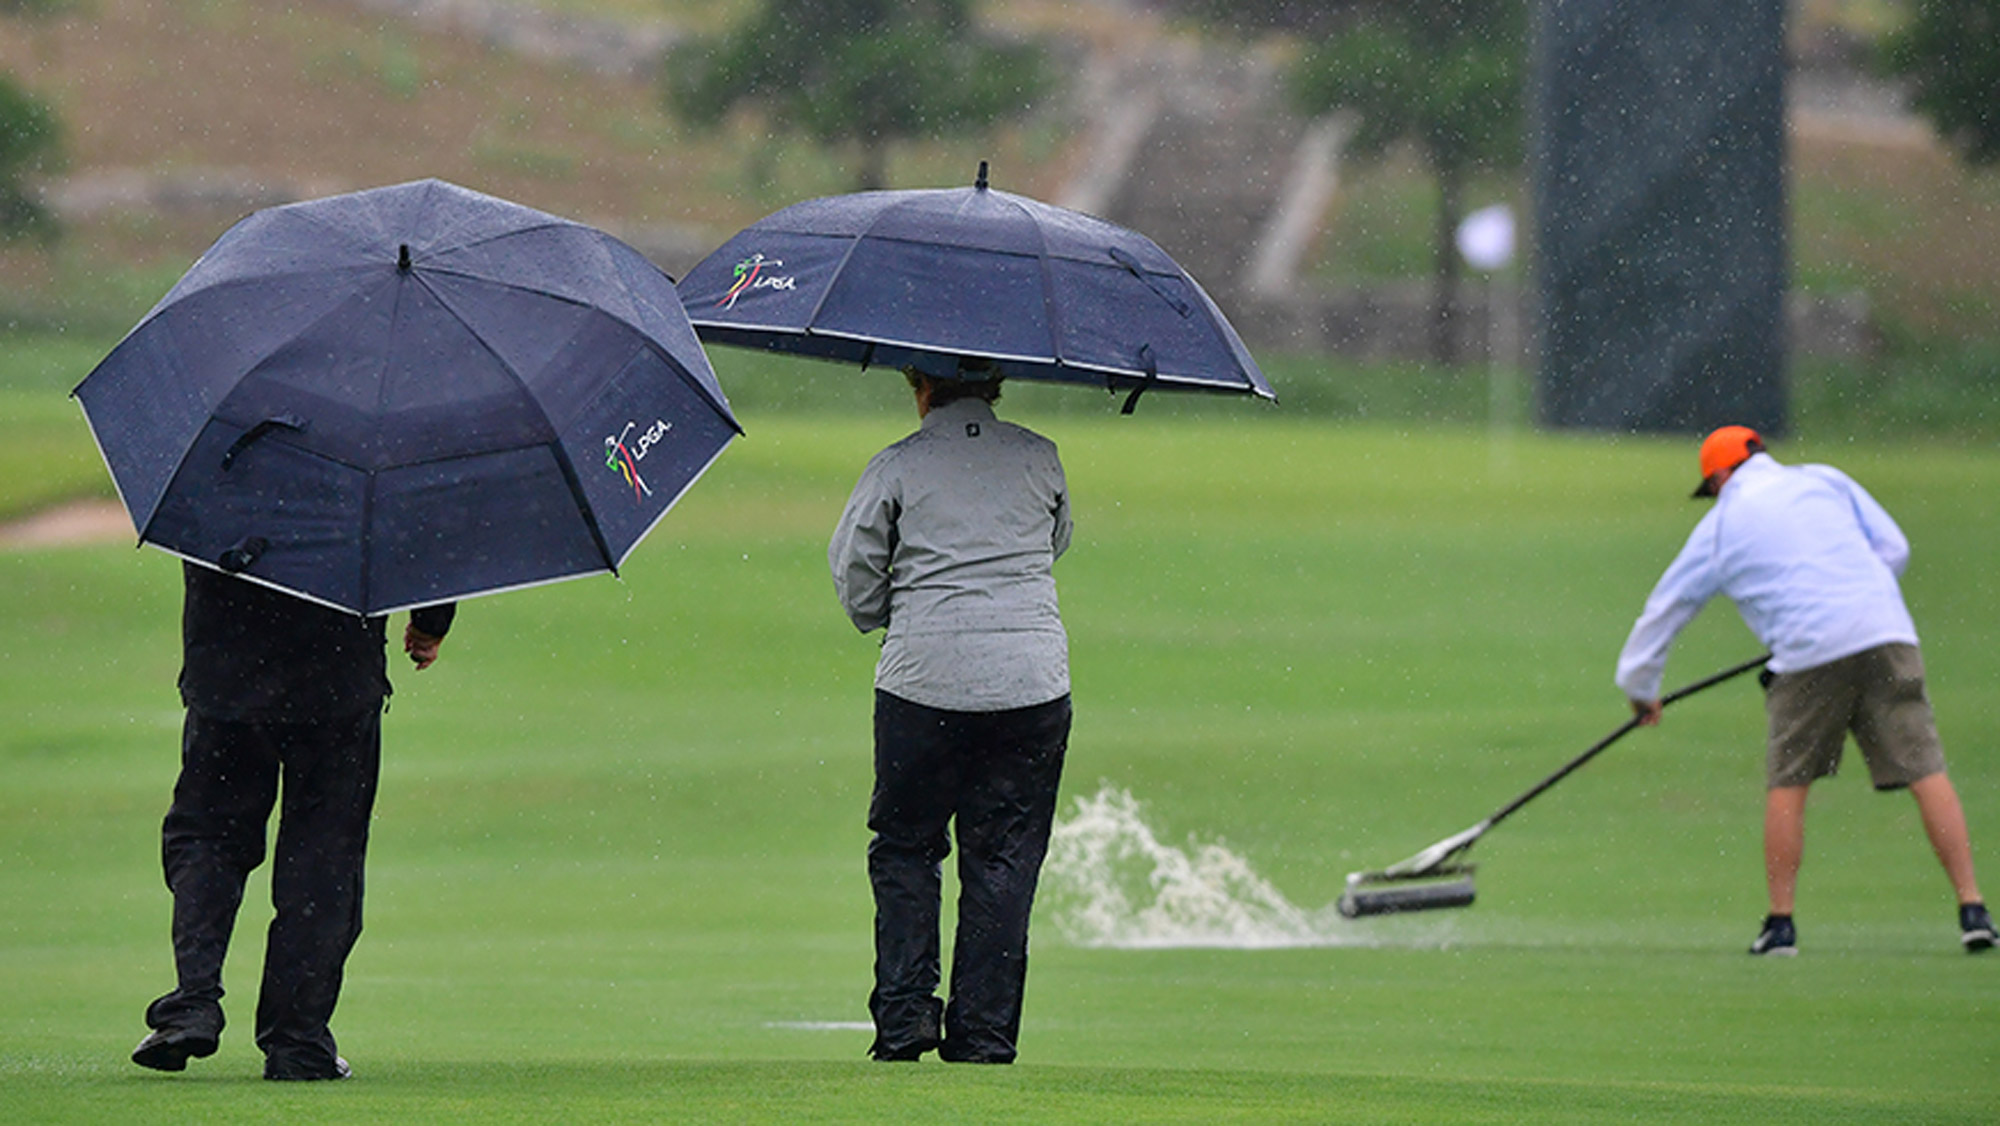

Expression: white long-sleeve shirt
xmin=829 ymin=398 xmax=1072 ymax=712
xmin=1615 ymin=453 xmax=1917 ymax=702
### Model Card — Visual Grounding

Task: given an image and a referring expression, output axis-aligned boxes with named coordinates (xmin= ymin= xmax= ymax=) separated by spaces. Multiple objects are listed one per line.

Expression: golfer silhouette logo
xmin=719 ymin=252 xmax=795 ymax=309
xmin=604 ymin=419 xmax=672 ymax=502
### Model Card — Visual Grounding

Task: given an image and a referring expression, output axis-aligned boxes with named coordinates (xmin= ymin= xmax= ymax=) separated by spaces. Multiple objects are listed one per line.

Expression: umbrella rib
xmin=789 ymin=190 xmax=1063 ymax=370
xmin=415 ymin=222 xmax=642 ymax=303
xmin=95 ymin=272 xmax=391 ymax=563
xmin=413 ymin=272 xmax=623 ymax=576
xmin=140 ymin=263 xmax=383 ymax=326
xmin=417 ymin=263 xmax=597 ymax=307
xmin=356 ymin=269 xmax=425 ymax=612
xmin=420 ymin=251 xmax=743 ymax=436
xmin=436 ymin=220 xmax=580 ymax=259
xmin=1022 ymin=194 xmax=1075 ymax=385
xmin=795 ymin=224 xmax=875 ymax=336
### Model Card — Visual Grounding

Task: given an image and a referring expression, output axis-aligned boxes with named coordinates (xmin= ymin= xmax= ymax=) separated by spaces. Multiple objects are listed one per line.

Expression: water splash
xmin=1041 ymin=784 xmax=1363 ymax=949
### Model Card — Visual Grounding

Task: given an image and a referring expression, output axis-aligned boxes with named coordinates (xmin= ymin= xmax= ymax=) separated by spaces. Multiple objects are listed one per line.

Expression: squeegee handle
xmin=1483 ymin=653 xmax=1771 ymax=832
xmin=1658 ymin=652 xmax=1773 ymax=707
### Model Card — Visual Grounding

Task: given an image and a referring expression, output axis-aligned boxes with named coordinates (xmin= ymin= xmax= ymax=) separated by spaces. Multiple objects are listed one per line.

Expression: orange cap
xmin=1692 ymin=425 xmax=1763 ymax=497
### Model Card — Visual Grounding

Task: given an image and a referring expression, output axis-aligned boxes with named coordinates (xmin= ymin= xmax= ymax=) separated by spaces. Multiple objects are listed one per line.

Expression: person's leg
xmin=865 ymin=692 xmax=957 ymax=1060
xmin=138 ymin=712 xmax=278 ymax=1068
xmin=1846 ymin=644 xmax=1987 ymax=946
xmin=1907 ymin=772 xmax=1982 ymax=905
xmin=1756 ymin=658 xmax=1854 ymax=953
xmin=1763 ymin=785 xmax=1810 ymax=916
xmin=942 ymin=696 xmax=1070 ymax=1064
xmin=256 ymin=710 xmax=379 ymax=1079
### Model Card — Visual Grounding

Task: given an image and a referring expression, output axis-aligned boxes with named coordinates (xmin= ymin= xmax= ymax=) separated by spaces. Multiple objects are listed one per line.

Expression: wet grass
xmin=3 ymin=410 xmax=1996 ymax=1123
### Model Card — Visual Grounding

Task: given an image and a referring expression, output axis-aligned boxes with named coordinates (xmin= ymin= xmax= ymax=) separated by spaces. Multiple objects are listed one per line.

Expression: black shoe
xmin=131 ymin=1027 xmax=219 ymax=1072
xmin=264 ymin=1055 xmax=351 ymax=1081
xmin=1748 ymin=914 xmax=1797 ymax=956
xmin=1962 ymin=902 xmax=1996 ymax=953
xmin=939 ymin=1035 xmax=1016 ymax=1064
xmin=938 ymin=1047 xmax=1013 ymax=1064
xmin=868 ymin=1037 xmax=940 ymax=1062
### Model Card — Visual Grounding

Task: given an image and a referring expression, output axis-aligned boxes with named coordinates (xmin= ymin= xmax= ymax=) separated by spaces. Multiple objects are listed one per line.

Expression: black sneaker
xmin=1748 ymin=914 xmax=1797 ymax=956
xmin=264 ymin=1055 xmax=351 ymax=1081
xmin=1962 ymin=902 xmax=1996 ymax=953
xmin=131 ymin=1026 xmax=219 ymax=1072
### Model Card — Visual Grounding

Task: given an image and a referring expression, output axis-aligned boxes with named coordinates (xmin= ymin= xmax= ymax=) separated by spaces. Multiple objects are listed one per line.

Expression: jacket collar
xmin=921 ymin=397 xmax=998 ymax=432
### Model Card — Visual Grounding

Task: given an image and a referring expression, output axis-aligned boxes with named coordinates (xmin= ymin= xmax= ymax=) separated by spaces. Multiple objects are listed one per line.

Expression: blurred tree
xmin=662 ymin=0 xmax=1048 ymax=191
xmin=0 ymin=72 xmax=61 ymax=240
xmin=1289 ymin=0 xmax=1526 ymax=365
xmin=1146 ymin=0 xmax=1359 ymax=37
xmin=2 ymin=0 xmax=66 ymax=240
xmin=1882 ymin=0 xmax=2000 ymax=166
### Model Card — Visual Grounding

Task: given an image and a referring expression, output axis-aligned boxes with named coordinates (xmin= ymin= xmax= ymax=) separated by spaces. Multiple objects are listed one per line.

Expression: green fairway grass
xmin=3 ymin=387 xmax=1996 ymax=1121
xmin=0 ymin=333 xmax=123 ymax=520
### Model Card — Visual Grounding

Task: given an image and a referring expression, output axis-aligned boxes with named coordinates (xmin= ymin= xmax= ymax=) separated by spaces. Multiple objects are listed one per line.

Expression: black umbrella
xmin=73 ymin=178 xmax=742 ymax=615
xmin=677 ymin=163 xmax=1273 ymax=411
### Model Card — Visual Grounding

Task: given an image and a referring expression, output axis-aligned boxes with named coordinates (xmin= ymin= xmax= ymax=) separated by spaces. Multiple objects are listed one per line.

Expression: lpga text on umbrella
xmin=719 ymin=253 xmax=796 ymax=309
xmin=605 ymin=419 xmax=672 ymax=502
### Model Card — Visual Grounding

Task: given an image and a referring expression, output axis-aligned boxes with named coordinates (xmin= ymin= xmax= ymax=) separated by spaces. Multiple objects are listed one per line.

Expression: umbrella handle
xmin=218 ymin=536 xmax=269 ymax=573
xmin=1119 ymin=344 xmax=1158 ymax=416
xmin=221 ymin=415 xmax=308 ymax=470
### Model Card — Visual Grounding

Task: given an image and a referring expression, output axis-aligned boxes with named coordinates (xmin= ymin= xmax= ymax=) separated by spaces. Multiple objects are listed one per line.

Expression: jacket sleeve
xmin=829 ymin=457 xmax=897 ymax=633
xmin=410 ymin=602 xmax=457 ymax=638
xmin=1050 ymin=453 xmax=1073 ymax=561
xmin=1837 ymin=470 xmax=1910 ymax=577
xmin=1615 ymin=511 xmax=1724 ymax=701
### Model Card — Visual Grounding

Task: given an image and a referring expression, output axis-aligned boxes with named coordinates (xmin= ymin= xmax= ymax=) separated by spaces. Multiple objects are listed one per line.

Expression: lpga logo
xmin=719 ymin=252 xmax=796 ymax=309
xmin=604 ymin=419 xmax=672 ymax=502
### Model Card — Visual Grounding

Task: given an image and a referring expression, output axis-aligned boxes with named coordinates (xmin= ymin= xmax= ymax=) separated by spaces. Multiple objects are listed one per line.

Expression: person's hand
xmin=1630 ymin=698 xmax=1662 ymax=726
xmin=404 ymin=625 xmax=444 ymax=670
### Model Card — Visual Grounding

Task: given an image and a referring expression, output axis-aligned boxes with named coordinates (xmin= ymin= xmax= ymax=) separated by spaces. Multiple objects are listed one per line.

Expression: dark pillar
xmin=1531 ymin=0 xmax=1788 ymax=434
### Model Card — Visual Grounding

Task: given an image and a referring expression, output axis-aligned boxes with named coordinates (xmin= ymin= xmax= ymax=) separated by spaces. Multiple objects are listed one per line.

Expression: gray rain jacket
xmin=829 ymin=398 xmax=1071 ymax=712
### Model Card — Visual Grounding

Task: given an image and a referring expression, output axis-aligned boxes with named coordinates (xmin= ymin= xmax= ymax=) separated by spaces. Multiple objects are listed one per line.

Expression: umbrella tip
xmin=398 ymin=244 xmax=412 ymax=273
xmin=975 ymin=160 xmax=989 ymax=190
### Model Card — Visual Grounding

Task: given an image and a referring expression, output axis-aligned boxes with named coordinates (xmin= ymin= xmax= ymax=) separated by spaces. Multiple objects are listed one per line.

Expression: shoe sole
xmin=1748 ymin=946 xmax=1798 ymax=957
xmin=132 ymin=1034 xmax=219 ymax=1072
xmin=1964 ymin=930 xmax=1996 ymax=953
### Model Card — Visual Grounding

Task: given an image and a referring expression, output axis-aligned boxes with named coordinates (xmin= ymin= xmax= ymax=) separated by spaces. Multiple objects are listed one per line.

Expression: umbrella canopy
xmin=677 ymin=164 xmax=1273 ymax=407
xmin=73 ymin=178 xmax=742 ymax=616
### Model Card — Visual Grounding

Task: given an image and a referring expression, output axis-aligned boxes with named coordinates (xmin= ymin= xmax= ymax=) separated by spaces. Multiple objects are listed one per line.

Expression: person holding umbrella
xmin=1615 ymin=425 xmax=1992 ymax=956
xmin=682 ymin=165 xmax=1269 ymax=1057
xmin=829 ymin=357 xmax=1073 ymax=1064
xmin=132 ymin=569 xmax=456 ymax=1080
xmin=80 ymin=179 xmax=743 ymax=1079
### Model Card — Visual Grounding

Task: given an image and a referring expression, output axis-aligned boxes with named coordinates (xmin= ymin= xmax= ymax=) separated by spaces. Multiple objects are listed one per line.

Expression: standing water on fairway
xmin=1042 ymin=785 xmax=1366 ymax=948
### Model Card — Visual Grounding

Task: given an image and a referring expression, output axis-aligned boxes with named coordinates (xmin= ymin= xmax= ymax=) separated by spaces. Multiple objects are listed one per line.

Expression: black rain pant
xmin=144 ymin=708 xmax=380 ymax=1073
xmin=867 ymin=690 xmax=1070 ymax=1064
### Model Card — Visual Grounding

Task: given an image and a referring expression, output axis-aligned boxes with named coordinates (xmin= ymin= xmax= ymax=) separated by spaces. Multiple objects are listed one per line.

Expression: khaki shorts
xmin=1764 ymin=643 xmax=1947 ymax=791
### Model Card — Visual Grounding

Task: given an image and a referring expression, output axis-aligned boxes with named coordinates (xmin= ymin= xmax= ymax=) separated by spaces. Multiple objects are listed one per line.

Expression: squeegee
xmin=1336 ymin=653 xmax=1771 ymax=919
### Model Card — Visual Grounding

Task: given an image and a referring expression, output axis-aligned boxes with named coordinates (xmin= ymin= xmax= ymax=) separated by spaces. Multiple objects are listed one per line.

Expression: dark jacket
xmin=178 ymin=563 xmax=456 ymax=721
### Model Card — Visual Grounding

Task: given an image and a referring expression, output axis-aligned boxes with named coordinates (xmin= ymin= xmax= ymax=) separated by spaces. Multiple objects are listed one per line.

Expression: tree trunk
xmin=1431 ymin=160 xmax=1464 ymax=367
xmin=857 ymin=135 xmax=890 ymax=192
